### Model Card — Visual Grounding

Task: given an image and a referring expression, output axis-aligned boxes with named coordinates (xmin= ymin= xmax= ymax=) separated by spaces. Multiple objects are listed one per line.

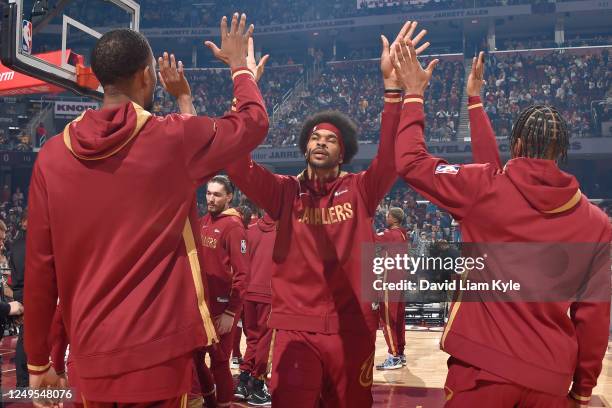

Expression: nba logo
xmin=22 ymin=20 xmax=32 ymax=54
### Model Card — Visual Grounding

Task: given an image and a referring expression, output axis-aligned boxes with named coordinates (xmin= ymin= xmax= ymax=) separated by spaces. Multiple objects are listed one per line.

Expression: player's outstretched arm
xmin=392 ymin=41 xmax=492 ymax=220
xmin=360 ymin=21 xmax=430 ymax=215
xmin=226 ymin=156 xmax=291 ymax=221
xmin=467 ymin=51 xmax=502 ymax=169
xmin=164 ymin=14 xmax=269 ymax=185
xmin=158 ymin=51 xmax=195 ymax=115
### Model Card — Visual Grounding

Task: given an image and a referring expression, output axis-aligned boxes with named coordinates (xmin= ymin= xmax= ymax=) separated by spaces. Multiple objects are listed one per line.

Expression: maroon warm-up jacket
xmin=24 ymin=68 xmax=268 ymax=400
xmin=395 ymin=96 xmax=611 ymax=403
xmin=376 ymin=227 xmax=408 ymax=244
xmin=226 ymin=96 xmax=402 ymax=334
xmin=49 ymin=305 xmax=68 ymax=375
xmin=375 ymin=226 xmax=409 ymax=295
xmin=200 ymin=208 xmax=249 ymax=317
xmin=245 ymin=213 xmax=276 ymax=304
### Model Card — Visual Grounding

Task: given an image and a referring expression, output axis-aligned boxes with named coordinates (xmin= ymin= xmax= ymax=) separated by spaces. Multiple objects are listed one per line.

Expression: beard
xmin=306 ymin=148 xmax=338 ymax=169
xmin=207 ymin=204 xmax=223 ymax=215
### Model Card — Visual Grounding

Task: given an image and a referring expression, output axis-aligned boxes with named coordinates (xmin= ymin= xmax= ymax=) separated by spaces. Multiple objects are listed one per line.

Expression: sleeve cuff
xmin=569 ymin=389 xmax=591 ymax=405
xmin=231 ymin=67 xmax=255 ymax=81
xmin=383 ymin=92 xmax=402 ymax=104
xmin=28 ymin=361 xmax=51 ymax=375
xmin=468 ymin=96 xmax=483 ymax=110
xmin=403 ymin=94 xmax=424 ymax=105
xmin=223 ymin=309 xmax=236 ymax=317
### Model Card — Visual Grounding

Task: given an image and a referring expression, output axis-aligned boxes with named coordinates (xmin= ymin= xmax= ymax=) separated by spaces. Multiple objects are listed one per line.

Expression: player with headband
xmin=224 ymin=21 xmax=430 ymax=407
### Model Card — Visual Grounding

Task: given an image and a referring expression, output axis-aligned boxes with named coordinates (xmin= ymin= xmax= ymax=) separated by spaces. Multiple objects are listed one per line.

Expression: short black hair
xmin=208 ymin=175 xmax=235 ymax=195
xmin=299 ymin=110 xmax=359 ymax=164
xmin=510 ymin=105 xmax=569 ymax=162
xmin=91 ymin=29 xmax=152 ymax=86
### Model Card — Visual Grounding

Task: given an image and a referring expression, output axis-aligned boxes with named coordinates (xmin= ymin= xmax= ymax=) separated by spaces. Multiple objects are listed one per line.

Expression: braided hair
xmin=510 ymin=105 xmax=569 ymax=162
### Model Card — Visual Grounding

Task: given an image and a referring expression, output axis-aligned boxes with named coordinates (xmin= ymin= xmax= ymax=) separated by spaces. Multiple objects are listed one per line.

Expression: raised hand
xmin=391 ymin=40 xmax=439 ymax=96
xmin=246 ymin=37 xmax=269 ymax=82
xmin=158 ymin=52 xmax=191 ymax=99
xmin=381 ymin=21 xmax=430 ymax=89
xmin=467 ymin=51 xmax=485 ymax=97
xmin=204 ymin=13 xmax=254 ymax=70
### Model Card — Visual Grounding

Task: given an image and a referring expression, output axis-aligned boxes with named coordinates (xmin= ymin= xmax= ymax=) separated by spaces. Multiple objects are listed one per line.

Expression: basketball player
xmin=230 ymin=202 xmax=256 ymax=370
xmin=25 ymin=13 xmax=269 ymax=406
xmin=196 ymin=175 xmax=249 ymax=408
xmin=392 ymin=40 xmax=610 ymax=408
xmin=375 ymin=207 xmax=409 ymax=371
xmin=224 ymin=21 xmax=430 ymax=408
xmin=235 ymin=210 xmax=276 ymax=406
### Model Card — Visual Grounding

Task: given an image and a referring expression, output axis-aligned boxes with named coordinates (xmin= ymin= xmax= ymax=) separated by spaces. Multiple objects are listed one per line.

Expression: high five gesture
xmin=391 ymin=39 xmax=439 ymax=96
xmin=205 ymin=13 xmax=254 ymax=69
xmin=467 ymin=51 xmax=486 ymax=97
xmin=381 ymin=21 xmax=430 ymax=90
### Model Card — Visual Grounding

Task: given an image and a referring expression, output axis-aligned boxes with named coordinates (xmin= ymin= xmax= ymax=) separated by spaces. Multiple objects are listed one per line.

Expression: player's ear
xmin=142 ymin=65 xmax=154 ymax=88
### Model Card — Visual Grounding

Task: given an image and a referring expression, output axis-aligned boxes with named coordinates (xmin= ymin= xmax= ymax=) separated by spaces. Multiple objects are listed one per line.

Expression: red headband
xmin=312 ymin=123 xmax=344 ymax=154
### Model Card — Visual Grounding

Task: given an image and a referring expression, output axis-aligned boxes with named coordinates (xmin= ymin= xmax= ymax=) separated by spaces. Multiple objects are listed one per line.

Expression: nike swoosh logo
xmin=334 ymin=189 xmax=349 ymax=197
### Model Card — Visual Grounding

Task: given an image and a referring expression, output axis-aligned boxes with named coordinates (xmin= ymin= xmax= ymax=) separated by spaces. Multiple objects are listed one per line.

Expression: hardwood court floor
xmin=1 ymin=331 xmax=610 ymax=407
xmin=230 ymin=328 xmax=612 ymax=407
xmin=368 ymin=329 xmax=612 ymax=407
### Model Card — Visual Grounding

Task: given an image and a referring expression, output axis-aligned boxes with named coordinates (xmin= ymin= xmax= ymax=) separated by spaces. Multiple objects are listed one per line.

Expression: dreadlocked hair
xmin=510 ymin=105 xmax=569 ymax=162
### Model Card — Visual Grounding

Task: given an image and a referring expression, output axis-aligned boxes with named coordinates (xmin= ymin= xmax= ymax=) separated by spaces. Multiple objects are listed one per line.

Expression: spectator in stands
xmin=485 ymin=49 xmax=610 ymax=138
xmin=12 ymin=188 xmax=24 ymax=208
xmin=9 ymin=212 xmax=27 ymax=387
xmin=449 ymin=222 xmax=461 ymax=242
xmin=0 ymin=220 xmax=24 ymax=323
xmin=35 ymin=123 xmax=47 ymax=147
xmin=16 ymin=133 xmax=32 ymax=152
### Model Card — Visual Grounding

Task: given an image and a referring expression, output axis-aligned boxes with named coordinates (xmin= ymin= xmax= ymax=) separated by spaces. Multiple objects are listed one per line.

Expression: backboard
xmin=1 ymin=0 xmax=140 ymax=99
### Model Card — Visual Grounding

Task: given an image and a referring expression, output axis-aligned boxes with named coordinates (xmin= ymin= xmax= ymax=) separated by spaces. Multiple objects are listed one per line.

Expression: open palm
xmin=381 ymin=21 xmax=430 ymax=89
xmin=391 ymin=40 xmax=439 ymax=96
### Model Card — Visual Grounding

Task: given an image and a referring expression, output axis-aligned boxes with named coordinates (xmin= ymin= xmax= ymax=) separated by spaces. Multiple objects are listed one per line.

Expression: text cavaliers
xmin=298 ymin=202 xmax=354 ymax=225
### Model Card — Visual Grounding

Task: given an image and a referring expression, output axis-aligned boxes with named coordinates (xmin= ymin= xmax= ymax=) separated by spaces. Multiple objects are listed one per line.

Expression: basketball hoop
xmin=74 ymin=55 xmax=100 ymax=91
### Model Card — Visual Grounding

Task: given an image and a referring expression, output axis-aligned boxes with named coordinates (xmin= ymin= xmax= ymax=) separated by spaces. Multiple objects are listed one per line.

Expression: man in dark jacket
xmin=0 ymin=219 xmax=24 ymax=408
xmin=10 ymin=214 xmax=27 ymax=387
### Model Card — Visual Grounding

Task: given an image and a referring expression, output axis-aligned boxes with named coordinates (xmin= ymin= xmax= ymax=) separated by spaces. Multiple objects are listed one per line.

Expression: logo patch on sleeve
xmin=241 ymin=239 xmax=247 ymax=254
xmin=435 ymin=164 xmax=460 ymax=175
